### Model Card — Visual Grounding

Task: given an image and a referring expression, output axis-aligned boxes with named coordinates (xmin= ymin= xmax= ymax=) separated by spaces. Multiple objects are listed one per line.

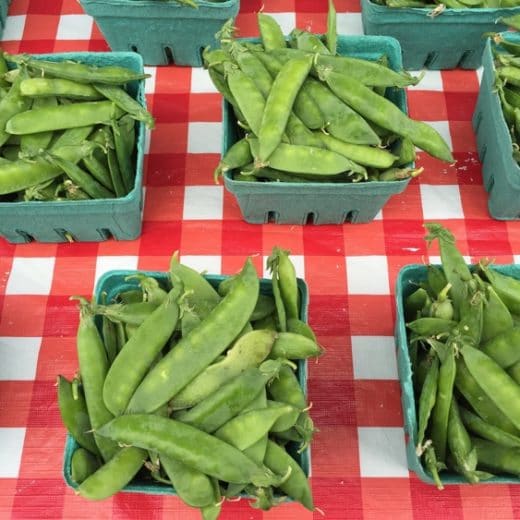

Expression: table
xmin=2 ymin=0 xmax=520 ymax=518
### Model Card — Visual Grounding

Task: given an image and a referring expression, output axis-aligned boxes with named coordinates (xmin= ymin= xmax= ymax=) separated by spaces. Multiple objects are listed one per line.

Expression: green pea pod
xmin=129 ymin=258 xmax=259 ymax=413
xmin=267 ymin=246 xmax=299 ymax=320
xmin=20 ymin=77 xmax=103 ymax=100
xmin=20 ymin=96 xmax=58 ymax=155
xmin=0 ymin=69 xmax=32 ymax=146
xmin=101 ymin=315 xmax=117 ymax=364
xmin=169 ymin=329 xmax=276 ymax=410
xmin=71 ymin=448 xmax=100 ymax=485
xmin=423 ymin=445 xmax=444 ymax=490
xmin=424 ymin=224 xmax=472 ymax=320
xmin=291 ymin=29 xmax=330 ymax=55
xmin=415 ymin=355 xmax=439 ymax=455
xmin=472 ymin=437 xmax=520 ymax=477
xmin=269 ymin=259 xmax=287 ymax=332
xmin=460 ymin=406 xmax=520 ymax=449
xmin=500 ymin=14 xmax=520 ymax=30
xmin=264 ymin=439 xmax=314 ymax=511
xmin=479 ymin=263 xmax=520 ymax=315
xmin=319 ymin=69 xmax=454 ymax=163
xmin=175 ymin=360 xmax=282 ymax=433
xmin=455 ymin=357 xmax=520 ymax=436
xmin=405 ymin=287 xmax=430 ymax=321
xmin=97 ymin=414 xmax=286 ymax=488
xmin=426 ymin=265 xmax=448 ymax=299
xmin=78 ymin=447 xmax=147 ymax=500
xmin=160 ymin=455 xmax=218 ymax=508
xmin=447 ymin=399 xmax=480 ymax=484
xmin=103 ymin=286 xmax=182 ymax=416
xmin=430 ymin=344 xmax=456 ymax=462
xmin=214 ymin=137 xmax=252 ymax=183
xmin=287 ymin=317 xmax=317 ymax=342
xmin=270 ymin=332 xmax=323 ymax=359
xmin=268 ymin=364 xmax=306 ymax=409
xmin=461 ymin=345 xmax=520 ymax=431
xmin=95 ymin=301 xmax=159 ymax=326
xmin=57 ymin=375 xmax=99 ymax=456
xmin=406 ymin=317 xmax=457 ymax=337
xmin=258 ymin=13 xmax=286 ymax=51
xmin=481 ymin=327 xmax=520 ymax=369
xmin=169 ymin=251 xmax=221 ymax=320
xmin=73 ymin=299 xmax=119 ymax=462
xmin=258 ymin=54 xmax=313 ymax=164
xmin=326 ymin=0 xmax=337 ymax=55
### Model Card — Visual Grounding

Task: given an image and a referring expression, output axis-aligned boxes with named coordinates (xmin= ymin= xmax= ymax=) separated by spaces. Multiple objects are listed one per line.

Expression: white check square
xmin=0 ymin=337 xmax=41 ymax=381
xmin=420 ymin=185 xmax=464 ymax=220
xmin=94 ymin=256 xmax=139 ymax=288
xmin=56 ymin=15 xmax=93 ymax=40
xmin=346 ymin=256 xmax=389 ymax=295
xmin=0 ymin=428 xmax=26 ymax=478
xmin=352 ymin=336 xmax=398 ymax=380
xmin=6 ymin=257 xmax=55 ymax=295
xmin=187 ymin=122 xmax=222 ymax=153
xmin=2 ymin=15 xmax=26 ymax=41
xmin=191 ymin=68 xmax=219 ymax=94
xmin=183 ymin=186 xmax=223 ymax=220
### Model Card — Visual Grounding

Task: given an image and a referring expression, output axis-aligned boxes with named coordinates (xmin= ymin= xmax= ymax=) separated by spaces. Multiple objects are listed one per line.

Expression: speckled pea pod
xmin=71 ymin=448 xmax=100 ymax=485
xmin=226 ymin=64 xmax=266 ymax=136
xmin=415 ymin=355 xmax=439 ymax=455
xmin=248 ymin=137 xmax=353 ymax=175
xmin=258 ymin=54 xmax=313 ymax=164
xmin=77 ymin=446 xmax=147 ymax=500
xmin=291 ymin=29 xmax=330 ymax=55
xmin=232 ymin=44 xmax=273 ymax=98
xmin=214 ymin=137 xmax=252 ymax=183
xmin=479 ymin=263 xmax=520 ymax=315
xmin=258 ymin=13 xmax=287 ymax=51
xmin=320 ymin=69 xmax=454 ymax=163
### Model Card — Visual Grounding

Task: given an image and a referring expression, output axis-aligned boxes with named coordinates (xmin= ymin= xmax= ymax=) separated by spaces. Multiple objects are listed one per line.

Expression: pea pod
xmin=258 ymin=13 xmax=287 ymax=51
xmin=103 ymin=286 xmax=182 ymax=416
xmin=481 ymin=327 xmax=520 ymax=369
xmin=128 ymin=258 xmax=259 ymax=413
xmin=270 ymin=332 xmax=323 ymax=359
xmin=20 ymin=96 xmax=58 ymax=155
xmin=0 ymin=69 xmax=31 ymax=146
xmin=97 ymin=414 xmax=287 ymax=487
xmin=169 ymin=329 xmax=276 ymax=410
xmin=479 ymin=263 xmax=520 ymax=315
xmin=415 ymin=355 xmax=439 ymax=455
xmin=20 ymin=77 xmax=103 ymax=100
xmin=71 ymin=448 xmax=100 ymax=485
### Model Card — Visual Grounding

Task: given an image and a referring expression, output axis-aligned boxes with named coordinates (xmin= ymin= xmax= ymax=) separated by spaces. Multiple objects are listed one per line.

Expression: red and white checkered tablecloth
xmin=2 ymin=0 xmax=520 ymax=518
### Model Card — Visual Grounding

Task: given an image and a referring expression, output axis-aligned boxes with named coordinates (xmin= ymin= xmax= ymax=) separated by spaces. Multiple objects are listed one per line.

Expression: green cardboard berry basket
xmin=222 ymin=35 xmax=412 ymax=225
xmin=396 ymin=263 xmax=520 ymax=485
xmin=0 ymin=51 xmax=146 ymax=244
xmin=473 ymin=33 xmax=520 ymax=220
xmin=78 ymin=0 xmax=240 ymax=66
xmin=361 ymin=0 xmax=520 ymax=70
xmin=63 ymin=268 xmax=311 ymax=497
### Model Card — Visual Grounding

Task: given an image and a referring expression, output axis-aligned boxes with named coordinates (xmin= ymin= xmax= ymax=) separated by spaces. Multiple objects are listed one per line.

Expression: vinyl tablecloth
xmin=1 ymin=0 xmax=520 ymax=518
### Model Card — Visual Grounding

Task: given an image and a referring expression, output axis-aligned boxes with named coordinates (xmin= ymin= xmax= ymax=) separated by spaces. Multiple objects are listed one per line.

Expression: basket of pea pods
xmin=396 ymin=223 xmax=520 ymax=487
xmin=78 ymin=0 xmax=240 ymax=66
xmin=361 ymin=0 xmax=520 ymax=70
xmin=473 ymin=29 xmax=520 ymax=220
xmin=209 ymin=9 xmax=454 ymax=225
xmin=0 ymin=50 xmax=153 ymax=243
xmin=59 ymin=247 xmax=319 ymax=517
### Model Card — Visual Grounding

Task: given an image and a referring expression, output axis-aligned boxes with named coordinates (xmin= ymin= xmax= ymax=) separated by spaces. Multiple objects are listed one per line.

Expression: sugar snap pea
xmin=20 ymin=77 xmax=103 ymax=100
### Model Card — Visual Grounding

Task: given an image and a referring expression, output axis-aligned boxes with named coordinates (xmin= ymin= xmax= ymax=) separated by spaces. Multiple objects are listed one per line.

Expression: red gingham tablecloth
xmin=2 ymin=0 xmax=520 ymax=518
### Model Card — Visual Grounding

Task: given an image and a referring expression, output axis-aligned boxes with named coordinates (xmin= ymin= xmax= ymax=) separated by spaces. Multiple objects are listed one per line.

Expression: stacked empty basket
xmin=78 ymin=0 xmax=240 ymax=66
xmin=361 ymin=0 xmax=520 ymax=70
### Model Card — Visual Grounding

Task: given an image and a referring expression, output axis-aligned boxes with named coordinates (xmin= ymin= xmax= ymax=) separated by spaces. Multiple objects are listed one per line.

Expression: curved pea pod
xmin=103 ymin=286 xmax=182 ymax=416
xmin=264 ymin=440 xmax=314 ymax=511
xmin=250 ymin=294 xmax=276 ymax=321
xmin=472 ymin=437 xmax=520 ymax=477
xmin=479 ymin=263 xmax=520 ymax=315
xmin=270 ymin=332 xmax=323 ymax=359
xmin=180 ymin=307 xmax=202 ymax=338
xmin=291 ymin=28 xmax=330 ymax=55
xmin=319 ymin=69 xmax=454 ymax=163
xmin=125 ymin=273 xmax=168 ymax=305
xmin=406 ymin=317 xmax=457 ymax=337
xmin=415 ymin=355 xmax=439 ymax=455
xmin=460 ymin=406 xmax=520 ymax=449
xmin=447 ymin=399 xmax=480 ymax=484
xmin=405 ymin=287 xmax=430 ymax=321
xmin=461 ymin=344 xmax=520 ymax=431
xmin=394 ymin=136 xmax=416 ymax=167
xmin=481 ymin=327 xmax=520 ymax=369
xmin=231 ymin=43 xmax=273 ymax=99
xmin=74 ymin=299 xmax=119 ymax=462
xmin=248 ymin=137 xmax=353 ymax=175
xmin=287 ymin=317 xmax=317 ymax=343
xmin=0 ymin=70 xmax=32 ymax=147
xmin=426 ymin=265 xmax=448 ymax=299
xmin=423 ymin=445 xmax=444 ymax=490
xmin=267 ymin=246 xmax=299 ymax=320
xmin=169 ymin=329 xmax=277 ymax=410
xmin=214 ymin=137 xmax=252 ymax=183
xmin=20 ymin=77 xmax=103 ymax=100
xmin=71 ymin=448 xmax=101 ymax=485
xmin=93 ymin=301 xmax=159 ymax=326
xmin=258 ymin=54 xmax=314 ymax=164
xmin=5 ymin=53 xmax=150 ymax=85
xmin=285 ymin=113 xmax=324 ymax=148
xmin=174 ymin=360 xmax=283 ymax=433
xmin=258 ymin=13 xmax=286 ymax=51
xmin=268 ymin=364 xmax=307 ymax=409
xmin=226 ymin=64 xmax=266 ymax=136
xmin=169 ymin=251 xmax=221 ymax=320
xmin=97 ymin=414 xmax=287 ymax=488
xmin=318 ymin=133 xmax=396 ymax=169
xmin=215 ymin=404 xmax=295 ymax=450
xmin=77 ymin=446 xmax=147 ymax=500
xmin=303 ymin=77 xmax=381 ymax=146
xmin=430 ymin=344 xmax=456 ymax=462
xmin=160 ymin=455 xmax=219 ymax=508
xmin=455 ymin=357 xmax=520 ymax=436
xmin=128 ymin=258 xmax=259 ymax=413
xmin=267 ymin=400 xmax=301 ymax=432
xmin=20 ymin=96 xmax=58 ymax=156
xmin=57 ymin=375 xmax=99 ymax=456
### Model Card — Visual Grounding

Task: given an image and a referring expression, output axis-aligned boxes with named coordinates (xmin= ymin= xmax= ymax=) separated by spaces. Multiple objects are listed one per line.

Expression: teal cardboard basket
xmin=0 ymin=51 xmax=146 ymax=244
xmin=361 ymin=0 xmax=520 ymax=70
xmin=222 ymin=35 xmax=412 ymax=225
xmin=396 ymin=263 xmax=520 ymax=485
xmin=63 ymin=269 xmax=311 ymax=498
xmin=473 ymin=33 xmax=520 ymax=220
xmin=0 ymin=0 xmax=9 ymax=32
xmin=79 ymin=0 xmax=240 ymax=66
